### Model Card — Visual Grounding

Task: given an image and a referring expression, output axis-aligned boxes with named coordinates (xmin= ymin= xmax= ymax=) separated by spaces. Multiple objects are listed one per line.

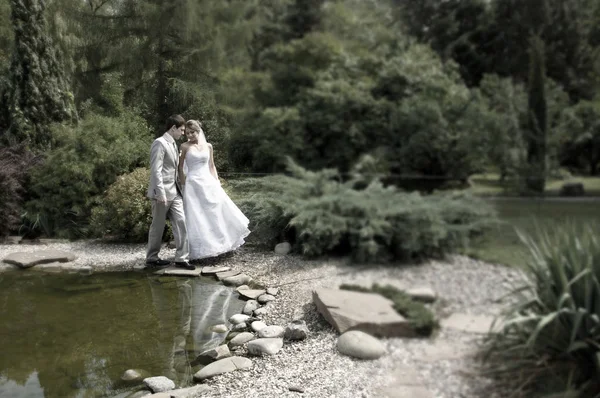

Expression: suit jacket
xmin=146 ymin=132 xmax=183 ymax=201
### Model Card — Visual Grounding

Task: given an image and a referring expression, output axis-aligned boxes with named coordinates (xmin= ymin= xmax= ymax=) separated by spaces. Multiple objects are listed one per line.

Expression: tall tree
xmin=5 ymin=0 xmax=76 ymax=150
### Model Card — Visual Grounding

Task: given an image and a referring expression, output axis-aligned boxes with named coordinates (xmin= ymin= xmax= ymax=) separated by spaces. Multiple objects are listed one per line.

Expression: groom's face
xmin=171 ymin=125 xmax=185 ymax=140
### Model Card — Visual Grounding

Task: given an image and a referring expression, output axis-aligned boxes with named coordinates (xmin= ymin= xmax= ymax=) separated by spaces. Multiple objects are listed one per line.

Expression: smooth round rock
xmin=336 ymin=331 xmax=386 ymax=360
xmin=257 ymin=325 xmax=285 ymax=339
xmin=229 ymin=314 xmax=251 ymax=325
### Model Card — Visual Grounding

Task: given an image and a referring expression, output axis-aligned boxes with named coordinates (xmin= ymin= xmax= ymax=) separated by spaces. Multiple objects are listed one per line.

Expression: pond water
xmin=0 ymin=270 xmax=245 ymax=398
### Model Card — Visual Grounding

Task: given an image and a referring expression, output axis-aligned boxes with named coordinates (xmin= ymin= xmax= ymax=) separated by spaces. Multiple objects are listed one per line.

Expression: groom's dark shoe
xmin=175 ymin=261 xmax=195 ymax=270
xmin=145 ymin=259 xmax=171 ymax=267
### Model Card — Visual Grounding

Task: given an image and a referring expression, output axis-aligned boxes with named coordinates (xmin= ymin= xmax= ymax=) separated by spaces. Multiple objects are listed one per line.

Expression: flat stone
xmin=251 ymin=321 xmax=267 ymax=332
xmin=406 ymin=287 xmax=437 ymax=303
xmin=242 ymin=300 xmax=259 ymax=315
xmin=257 ymin=325 xmax=285 ymax=339
xmin=247 ymin=338 xmax=284 ymax=356
xmin=258 ymin=294 xmax=276 ymax=304
xmin=201 ymin=266 xmax=231 ymax=275
xmin=229 ymin=332 xmax=255 ymax=347
xmin=216 ymin=269 xmax=241 ymax=280
xmin=337 ymin=330 xmax=386 ymax=360
xmin=150 ymin=385 xmax=211 ymax=398
xmin=441 ymin=313 xmax=501 ymax=334
xmin=236 ymin=285 xmax=250 ymax=293
xmin=3 ymin=250 xmax=77 ymax=268
xmin=143 ymin=376 xmax=175 ymax=393
xmin=313 ymin=288 xmax=413 ymax=337
xmin=285 ymin=320 xmax=309 ymax=341
xmin=193 ymin=356 xmax=252 ymax=381
xmin=222 ymin=273 xmax=253 ymax=287
xmin=266 ymin=287 xmax=279 ymax=296
xmin=158 ymin=265 xmax=202 ymax=277
xmin=238 ymin=289 xmax=266 ymax=300
xmin=196 ymin=345 xmax=231 ymax=362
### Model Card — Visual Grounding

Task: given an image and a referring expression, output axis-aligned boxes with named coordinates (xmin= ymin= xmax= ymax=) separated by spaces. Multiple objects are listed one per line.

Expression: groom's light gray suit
xmin=146 ymin=132 xmax=189 ymax=262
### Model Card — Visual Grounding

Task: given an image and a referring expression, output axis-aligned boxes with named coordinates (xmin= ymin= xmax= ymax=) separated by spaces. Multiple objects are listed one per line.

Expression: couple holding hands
xmin=145 ymin=114 xmax=250 ymax=270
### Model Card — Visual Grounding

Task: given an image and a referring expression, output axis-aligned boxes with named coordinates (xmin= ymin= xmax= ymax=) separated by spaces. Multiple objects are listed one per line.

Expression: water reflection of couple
xmin=147 ymin=276 xmax=240 ymax=383
xmin=145 ymin=114 xmax=250 ymax=269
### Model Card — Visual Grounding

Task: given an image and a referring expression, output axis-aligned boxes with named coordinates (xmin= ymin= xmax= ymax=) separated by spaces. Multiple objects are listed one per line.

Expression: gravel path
xmin=0 ymin=241 xmax=523 ymax=397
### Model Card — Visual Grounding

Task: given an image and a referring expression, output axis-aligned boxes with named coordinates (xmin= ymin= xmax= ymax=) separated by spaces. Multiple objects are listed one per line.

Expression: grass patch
xmin=339 ymin=283 xmax=438 ymax=336
xmin=469 ymin=173 xmax=600 ymax=197
xmin=466 ymin=197 xmax=600 ymax=268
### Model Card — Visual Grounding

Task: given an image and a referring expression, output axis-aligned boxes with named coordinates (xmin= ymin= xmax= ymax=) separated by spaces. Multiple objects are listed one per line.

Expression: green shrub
xmin=231 ymin=158 xmax=496 ymax=261
xmin=91 ymin=168 xmax=156 ymax=242
xmin=340 ymin=283 xmax=438 ymax=336
xmin=25 ymin=111 xmax=153 ymax=238
xmin=479 ymin=223 xmax=600 ymax=397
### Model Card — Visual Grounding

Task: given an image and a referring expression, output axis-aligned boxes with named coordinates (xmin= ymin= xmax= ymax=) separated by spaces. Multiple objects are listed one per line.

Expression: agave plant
xmin=480 ymin=222 xmax=600 ymax=397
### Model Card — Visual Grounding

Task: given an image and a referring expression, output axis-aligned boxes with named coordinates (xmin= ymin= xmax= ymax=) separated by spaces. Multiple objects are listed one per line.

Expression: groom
xmin=146 ymin=114 xmax=194 ymax=270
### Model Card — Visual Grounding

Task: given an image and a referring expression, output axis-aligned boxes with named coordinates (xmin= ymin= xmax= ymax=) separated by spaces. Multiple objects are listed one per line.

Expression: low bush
xmin=340 ymin=283 xmax=438 ymax=336
xmin=231 ymin=158 xmax=496 ymax=262
xmin=90 ymin=168 xmax=172 ymax=243
xmin=479 ymin=223 xmax=600 ymax=397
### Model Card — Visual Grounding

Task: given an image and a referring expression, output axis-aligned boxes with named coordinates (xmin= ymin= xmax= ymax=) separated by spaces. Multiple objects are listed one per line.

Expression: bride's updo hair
xmin=185 ymin=119 xmax=202 ymax=132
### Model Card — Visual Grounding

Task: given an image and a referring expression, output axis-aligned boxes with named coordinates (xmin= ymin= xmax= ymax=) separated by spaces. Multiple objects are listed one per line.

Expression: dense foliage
xmin=25 ymin=112 xmax=152 ymax=238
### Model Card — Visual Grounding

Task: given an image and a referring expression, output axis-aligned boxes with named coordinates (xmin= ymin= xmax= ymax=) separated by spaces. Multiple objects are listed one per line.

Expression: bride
xmin=178 ymin=120 xmax=250 ymax=261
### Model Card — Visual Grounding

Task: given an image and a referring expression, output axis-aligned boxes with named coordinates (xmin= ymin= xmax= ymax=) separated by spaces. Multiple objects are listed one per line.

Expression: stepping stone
xmin=193 ymin=356 xmax=252 ymax=381
xmin=313 ymin=288 xmax=413 ymax=337
xmin=337 ymin=330 xmax=386 ymax=360
xmin=238 ymin=289 xmax=266 ymax=300
xmin=3 ymin=250 xmax=77 ymax=268
xmin=441 ymin=313 xmax=502 ymax=334
xmin=201 ymin=266 xmax=231 ymax=275
xmin=216 ymin=270 xmax=241 ymax=280
xmin=157 ymin=265 xmax=202 ymax=277
xmin=236 ymin=285 xmax=250 ymax=293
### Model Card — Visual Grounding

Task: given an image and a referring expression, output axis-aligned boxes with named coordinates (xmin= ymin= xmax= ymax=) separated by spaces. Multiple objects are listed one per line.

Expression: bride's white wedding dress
xmin=183 ymin=146 xmax=250 ymax=260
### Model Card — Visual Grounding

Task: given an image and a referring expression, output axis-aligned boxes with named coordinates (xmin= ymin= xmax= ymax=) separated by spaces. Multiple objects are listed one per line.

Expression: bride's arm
xmin=178 ymin=143 xmax=188 ymax=185
xmin=208 ymin=143 xmax=219 ymax=182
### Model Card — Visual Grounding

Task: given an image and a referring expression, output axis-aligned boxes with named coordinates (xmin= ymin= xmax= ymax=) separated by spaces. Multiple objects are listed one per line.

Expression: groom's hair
xmin=165 ymin=114 xmax=186 ymax=131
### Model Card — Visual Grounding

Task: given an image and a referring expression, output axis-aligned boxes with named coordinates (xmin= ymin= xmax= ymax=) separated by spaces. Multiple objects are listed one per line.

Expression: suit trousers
xmin=146 ymin=196 xmax=189 ymax=262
